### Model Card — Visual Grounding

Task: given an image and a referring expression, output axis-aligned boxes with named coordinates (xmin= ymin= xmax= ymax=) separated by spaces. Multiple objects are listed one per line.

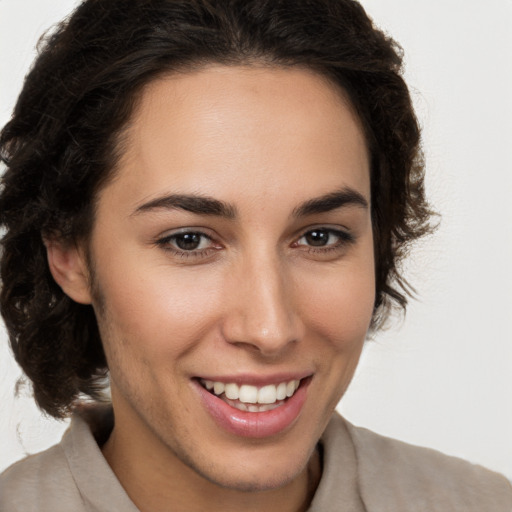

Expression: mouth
xmin=199 ymin=378 xmax=301 ymax=413
xmin=196 ymin=375 xmax=311 ymax=438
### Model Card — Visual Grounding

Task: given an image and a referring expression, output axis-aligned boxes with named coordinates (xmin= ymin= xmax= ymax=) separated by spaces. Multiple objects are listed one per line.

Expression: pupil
xmin=176 ymin=233 xmax=201 ymax=250
xmin=306 ymin=230 xmax=328 ymax=246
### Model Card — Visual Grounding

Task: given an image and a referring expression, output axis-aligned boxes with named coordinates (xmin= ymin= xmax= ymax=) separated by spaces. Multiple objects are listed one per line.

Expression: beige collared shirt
xmin=1 ymin=409 xmax=511 ymax=511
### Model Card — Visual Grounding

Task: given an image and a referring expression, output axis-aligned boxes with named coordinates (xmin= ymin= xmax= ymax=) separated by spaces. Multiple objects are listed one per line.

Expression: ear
xmin=45 ymin=239 xmax=93 ymax=305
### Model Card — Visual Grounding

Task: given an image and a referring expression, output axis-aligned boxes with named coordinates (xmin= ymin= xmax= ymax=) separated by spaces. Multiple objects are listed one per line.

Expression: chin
xmin=174 ymin=438 xmax=314 ymax=493
xmin=200 ymin=463 xmax=305 ymax=493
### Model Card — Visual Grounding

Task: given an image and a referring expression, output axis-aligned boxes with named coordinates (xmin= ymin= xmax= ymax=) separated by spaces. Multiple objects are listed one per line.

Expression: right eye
xmin=167 ymin=232 xmax=211 ymax=251
xmin=155 ymin=229 xmax=221 ymax=260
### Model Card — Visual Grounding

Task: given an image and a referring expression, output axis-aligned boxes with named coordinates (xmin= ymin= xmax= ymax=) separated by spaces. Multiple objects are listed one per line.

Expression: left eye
xmin=296 ymin=228 xmax=348 ymax=247
xmin=164 ymin=232 xmax=212 ymax=251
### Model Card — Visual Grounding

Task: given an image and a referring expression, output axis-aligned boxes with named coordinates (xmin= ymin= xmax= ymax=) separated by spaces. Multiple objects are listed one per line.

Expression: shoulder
xmin=0 ymin=407 xmax=137 ymax=512
xmin=338 ymin=415 xmax=512 ymax=511
xmin=0 ymin=442 xmax=85 ymax=512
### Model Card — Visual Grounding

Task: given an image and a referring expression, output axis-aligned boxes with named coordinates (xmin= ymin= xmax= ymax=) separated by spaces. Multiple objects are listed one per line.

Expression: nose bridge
xmin=223 ymin=248 xmax=301 ymax=355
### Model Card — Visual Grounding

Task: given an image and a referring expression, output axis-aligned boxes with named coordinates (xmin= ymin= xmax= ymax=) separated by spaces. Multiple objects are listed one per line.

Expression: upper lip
xmin=194 ymin=372 xmax=313 ymax=386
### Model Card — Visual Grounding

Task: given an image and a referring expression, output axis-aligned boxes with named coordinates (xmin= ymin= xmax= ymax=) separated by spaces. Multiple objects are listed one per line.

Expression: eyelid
xmin=155 ymin=226 xmax=216 ymax=244
xmin=154 ymin=227 xmax=222 ymax=259
xmin=293 ymin=224 xmax=353 ymax=242
xmin=291 ymin=226 xmax=356 ymax=255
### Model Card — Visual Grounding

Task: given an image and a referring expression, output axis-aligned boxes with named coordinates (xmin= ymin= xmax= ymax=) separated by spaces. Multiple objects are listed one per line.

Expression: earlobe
xmin=45 ymin=239 xmax=93 ymax=305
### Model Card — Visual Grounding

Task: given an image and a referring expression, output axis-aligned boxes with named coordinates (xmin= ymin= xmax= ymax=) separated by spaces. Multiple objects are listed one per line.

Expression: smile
xmin=196 ymin=376 xmax=310 ymax=437
xmin=200 ymin=379 xmax=301 ymax=412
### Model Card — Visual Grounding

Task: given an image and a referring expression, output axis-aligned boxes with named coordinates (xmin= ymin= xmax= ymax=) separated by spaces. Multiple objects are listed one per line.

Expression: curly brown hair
xmin=0 ymin=0 xmax=434 ymax=418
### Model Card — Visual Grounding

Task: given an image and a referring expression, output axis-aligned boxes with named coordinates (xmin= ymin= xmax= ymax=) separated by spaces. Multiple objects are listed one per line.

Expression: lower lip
xmin=195 ymin=379 xmax=310 ymax=438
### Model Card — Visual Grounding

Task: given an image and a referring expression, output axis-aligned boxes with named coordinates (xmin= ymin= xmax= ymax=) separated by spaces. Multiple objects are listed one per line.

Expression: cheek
xmin=299 ymin=263 xmax=375 ymax=351
xmin=93 ymin=261 xmax=226 ymax=359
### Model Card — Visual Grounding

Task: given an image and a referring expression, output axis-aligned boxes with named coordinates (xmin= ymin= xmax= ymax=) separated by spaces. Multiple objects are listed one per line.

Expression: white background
xmin=1 ymin=0 xmax=511 ymax=479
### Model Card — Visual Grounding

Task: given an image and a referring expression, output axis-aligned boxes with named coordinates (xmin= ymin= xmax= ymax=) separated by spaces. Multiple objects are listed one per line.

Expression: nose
xmin=221 ymin=252 xmax=303 ymax=357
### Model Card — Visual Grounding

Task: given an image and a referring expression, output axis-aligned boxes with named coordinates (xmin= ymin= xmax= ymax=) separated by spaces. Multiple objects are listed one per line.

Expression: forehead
xmin=100 ymin=65 xmax=370 ymax=215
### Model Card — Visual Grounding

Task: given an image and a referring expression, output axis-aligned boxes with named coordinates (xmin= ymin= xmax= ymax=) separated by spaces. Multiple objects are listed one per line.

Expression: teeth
xmin=239 ymin=384 xmax=258 ymax=403
xmin=258 ymin=384 xmax=277 ymax=404
xmin=276 ymin=382 xmax=287 ymax=400
xmin=286 ymin=380 xmax=298 ymax=397
xmin=202 ymin=378 xmax=301 ymax=406
xmin=227 ymin=398 xmax=282 ymax=413
xmin=213 ymin=381 xmax=225 ymax=395
xmin=235 ymin=401 xmax=248 ymax=412
xmin=224 ymin=383 xmax=239 ymax=400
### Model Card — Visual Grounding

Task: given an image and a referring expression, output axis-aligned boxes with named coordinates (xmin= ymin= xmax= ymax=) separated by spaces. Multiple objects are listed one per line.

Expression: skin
xmin=48 ymin=65 xmax=375 ymax=512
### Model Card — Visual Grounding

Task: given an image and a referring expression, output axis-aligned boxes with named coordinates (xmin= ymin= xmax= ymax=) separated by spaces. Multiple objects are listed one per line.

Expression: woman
xmin=0 ymin=0 xmax=510 ymax=510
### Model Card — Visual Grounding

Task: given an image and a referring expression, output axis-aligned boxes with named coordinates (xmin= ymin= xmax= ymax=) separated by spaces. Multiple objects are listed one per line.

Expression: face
xmin=81 ymin=66 xmax=375 ymax=492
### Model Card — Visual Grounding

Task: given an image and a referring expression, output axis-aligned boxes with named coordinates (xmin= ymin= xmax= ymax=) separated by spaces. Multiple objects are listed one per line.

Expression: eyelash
xmin=155 ymin=227 xmax=355 ymax=260
xmin=155 ymin=231 xmax=219 ymax=259
xmin=294 ymin=228 xmax=355 ymax=254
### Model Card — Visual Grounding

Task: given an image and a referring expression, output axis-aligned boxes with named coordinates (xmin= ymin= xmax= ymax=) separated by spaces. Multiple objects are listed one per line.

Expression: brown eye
xmin=296 ymin=228 xmax=354 ymax=251
xmin=303 ymin=229 xmax=330 ymax=246
xmin=174 ymin=232 xmax=203 ymax=250
xmin=157 ymin=230 xmax=214 ymax=254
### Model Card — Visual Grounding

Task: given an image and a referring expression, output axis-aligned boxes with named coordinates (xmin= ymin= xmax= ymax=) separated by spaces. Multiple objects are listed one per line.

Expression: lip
xmin=196 ymin=371 xmax=313 ymax=386
xmin=194 ymin=376 xmax=312 ymax=438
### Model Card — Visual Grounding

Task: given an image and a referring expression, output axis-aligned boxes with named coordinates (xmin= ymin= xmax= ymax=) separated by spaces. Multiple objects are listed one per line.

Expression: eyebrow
xmin=132 ymin=187 xmax=368 ymax=219
xmin=133 ymin=194 xmax=236 ymax=218
xmin=292 ymin=188 xmax=369 ymax=217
